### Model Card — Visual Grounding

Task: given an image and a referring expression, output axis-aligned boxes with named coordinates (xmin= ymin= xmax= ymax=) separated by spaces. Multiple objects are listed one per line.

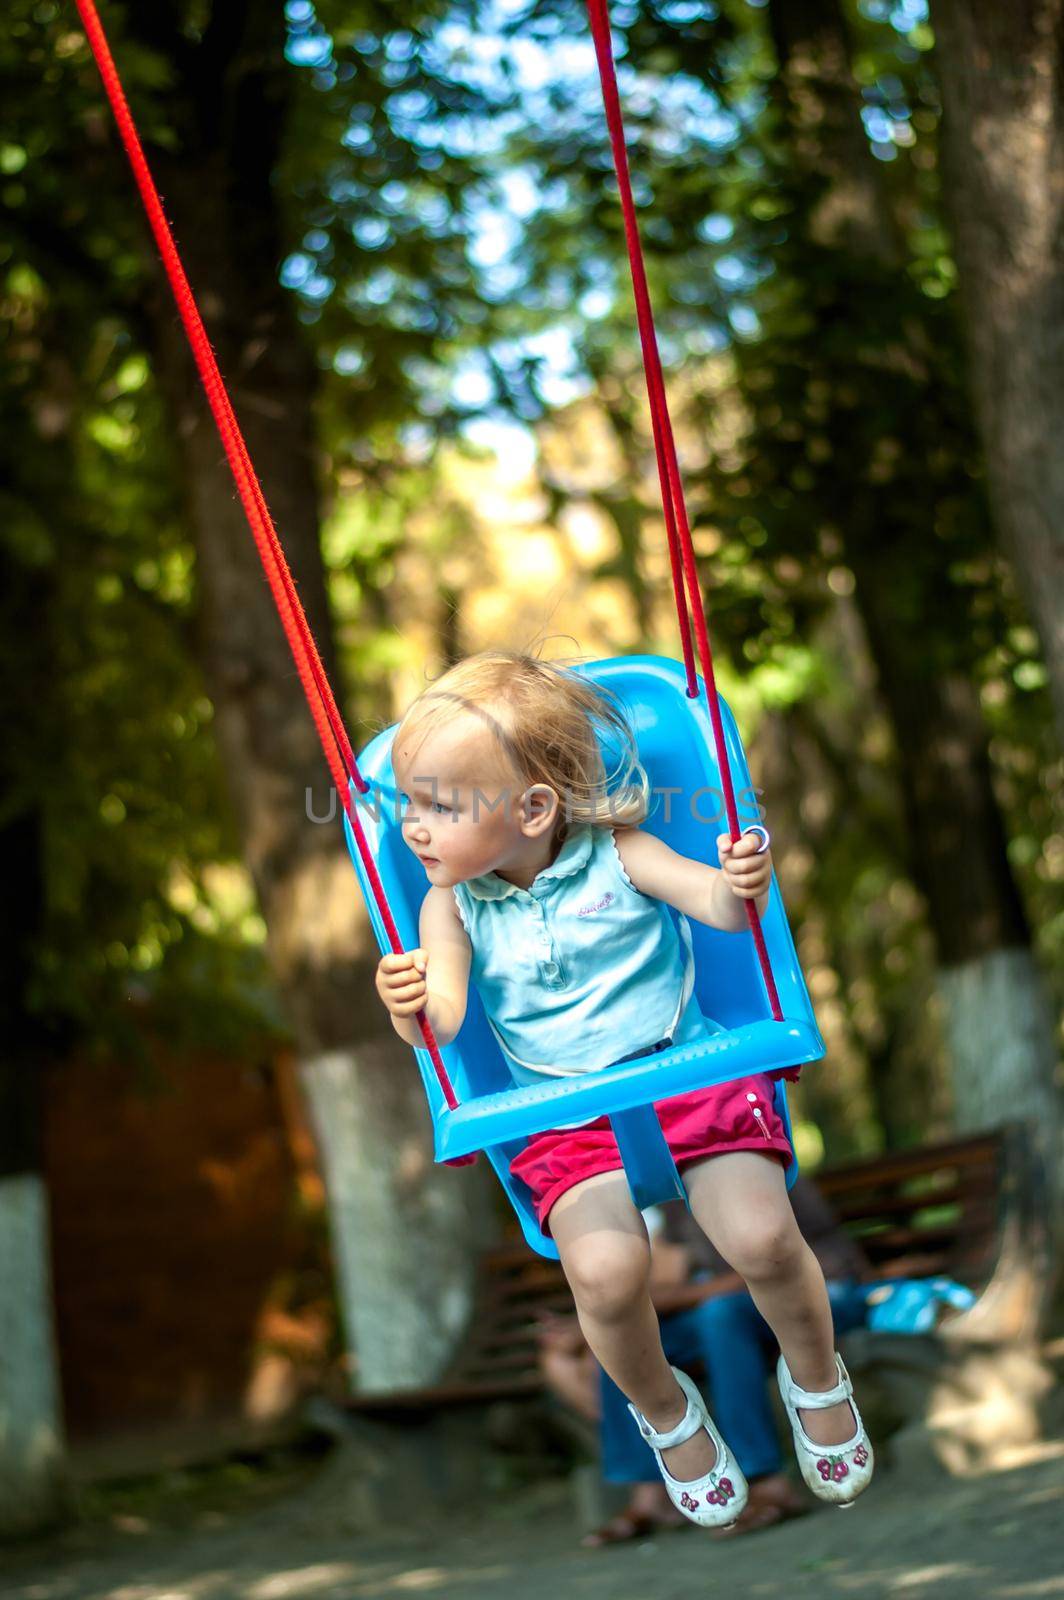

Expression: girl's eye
xmin=398 ymin=792 xmax=450 ymax=814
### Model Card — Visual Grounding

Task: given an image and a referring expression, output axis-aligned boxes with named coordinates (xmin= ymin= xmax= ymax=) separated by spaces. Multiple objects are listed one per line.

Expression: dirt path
xmin=7 ymin=1443 xmax=1063 ymax=1600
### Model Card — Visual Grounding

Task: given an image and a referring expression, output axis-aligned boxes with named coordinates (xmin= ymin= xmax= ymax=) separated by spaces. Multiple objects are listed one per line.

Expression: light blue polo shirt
xmin=452 ymin=824 xmax=719 ymax=1108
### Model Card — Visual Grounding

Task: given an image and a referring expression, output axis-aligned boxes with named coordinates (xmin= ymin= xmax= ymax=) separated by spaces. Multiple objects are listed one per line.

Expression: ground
xmin=6 ymin=1438 xmax=1064 ymax=1600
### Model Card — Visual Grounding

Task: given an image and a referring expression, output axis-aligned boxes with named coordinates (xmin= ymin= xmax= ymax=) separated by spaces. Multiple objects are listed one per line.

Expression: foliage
xmin=0 ymin=202 xmax=273 ymax=1061
xmin=2 ymin=0 xmax=1058 ymax=1152
xmin=450 ymin=0 xmax=1061 ymax=1147
xmin=2 ymin=0 xmax=516 ymax=1057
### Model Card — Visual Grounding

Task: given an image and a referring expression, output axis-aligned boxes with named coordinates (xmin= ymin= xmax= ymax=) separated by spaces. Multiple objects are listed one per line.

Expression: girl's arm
xmin=612 ymin=825 xmax=772 ymax=931
xmin=375 ymin=886 xmax=472 ymax=1048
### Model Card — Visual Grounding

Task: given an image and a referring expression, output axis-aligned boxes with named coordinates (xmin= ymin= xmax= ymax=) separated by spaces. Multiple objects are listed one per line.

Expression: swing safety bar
xmin=429 ymin=1022 xmax=819 ymax=1163
xmin=431 ymin=1017 xmax=819 ymax=1212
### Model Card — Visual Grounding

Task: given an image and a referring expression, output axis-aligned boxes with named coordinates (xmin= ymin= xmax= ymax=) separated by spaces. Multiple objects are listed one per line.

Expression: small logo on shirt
xmin=576 ymin=891 xmax=615 ymax=917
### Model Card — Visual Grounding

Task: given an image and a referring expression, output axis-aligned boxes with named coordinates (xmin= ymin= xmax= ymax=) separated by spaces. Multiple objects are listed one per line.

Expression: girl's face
xmin=393 ymin=715 xmax=541 ymax=887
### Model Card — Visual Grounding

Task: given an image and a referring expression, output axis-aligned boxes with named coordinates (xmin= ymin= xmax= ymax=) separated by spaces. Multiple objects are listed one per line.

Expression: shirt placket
xmin=528 ymin=884 xmax=566 ymax=990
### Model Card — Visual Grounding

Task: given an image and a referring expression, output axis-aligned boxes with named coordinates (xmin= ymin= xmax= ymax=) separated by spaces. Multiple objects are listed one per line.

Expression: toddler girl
xmin=375 ymin=650 xmax=873 ymax=1526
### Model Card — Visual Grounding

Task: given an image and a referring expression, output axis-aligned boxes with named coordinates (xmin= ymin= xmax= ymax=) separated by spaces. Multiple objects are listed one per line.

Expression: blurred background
xmin=1 ymin=0 xmax=1062 ymax=1589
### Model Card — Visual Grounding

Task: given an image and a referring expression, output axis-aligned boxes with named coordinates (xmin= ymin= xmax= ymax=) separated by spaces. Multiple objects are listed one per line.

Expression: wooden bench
xmin=349 ymin=1126 xmax=1051 ymax=1417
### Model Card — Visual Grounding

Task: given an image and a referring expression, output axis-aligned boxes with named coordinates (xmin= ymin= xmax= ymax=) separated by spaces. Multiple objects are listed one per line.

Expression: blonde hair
xmin=394 ymin=649 xmax=650 ymax=838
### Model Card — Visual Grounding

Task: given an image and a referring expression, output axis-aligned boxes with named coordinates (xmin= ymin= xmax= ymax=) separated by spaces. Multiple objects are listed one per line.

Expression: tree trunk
xmin=767 ymin=0 xmax=1061 ymax=1167
xmin=124 ymin=2 xmax=488 ymax=1391
xmin=768 ymin=0 xmax=903 ymax=266
xmin=0 ymin=1165 xmax=65 ymax=1535
xmin=0 ymin=555 xmax=66 ymax=1533
xmin=849 ymin=547 xmax=1060 ymax=1150
xmin=929 ymin=0 xmax=1064 ymax=742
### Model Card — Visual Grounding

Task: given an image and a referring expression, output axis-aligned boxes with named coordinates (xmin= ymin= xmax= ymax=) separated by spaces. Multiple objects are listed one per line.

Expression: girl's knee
xmin=727 ymin=1214 xmax=806 ymax=1284
xmin=562 ymin=1236 xmax=650 ymax=1323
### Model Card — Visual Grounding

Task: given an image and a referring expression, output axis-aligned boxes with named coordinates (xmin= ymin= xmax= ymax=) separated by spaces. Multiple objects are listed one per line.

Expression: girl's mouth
xmin=418 ymin=855 xmax=439 ymax=867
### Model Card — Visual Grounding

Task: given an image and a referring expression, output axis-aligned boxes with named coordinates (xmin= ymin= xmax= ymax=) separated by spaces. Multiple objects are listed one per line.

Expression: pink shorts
xmin=509 ymin=1073 xmax=792 ymax=1237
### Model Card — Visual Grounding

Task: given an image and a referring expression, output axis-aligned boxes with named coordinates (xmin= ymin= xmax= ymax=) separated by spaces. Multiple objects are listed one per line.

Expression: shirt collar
xmin=462 ymin=824 xmax=594 ymax=901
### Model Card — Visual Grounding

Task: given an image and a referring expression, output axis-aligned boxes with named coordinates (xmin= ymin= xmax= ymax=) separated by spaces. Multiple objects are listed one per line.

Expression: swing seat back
xmin=346 ymin=655 xmax=823 ymax=1257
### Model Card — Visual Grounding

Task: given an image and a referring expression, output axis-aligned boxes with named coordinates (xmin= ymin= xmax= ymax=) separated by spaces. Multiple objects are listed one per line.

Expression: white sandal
xmin=627 ymin=1365 xmax=748 ymax=1530
xmin=776 ymin=1352 xmax=874 ymax=1506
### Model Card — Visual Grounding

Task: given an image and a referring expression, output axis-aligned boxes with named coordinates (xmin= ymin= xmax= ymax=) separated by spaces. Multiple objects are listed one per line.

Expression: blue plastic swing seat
xmin=345 ymin=655 xmax=824 ymax=1258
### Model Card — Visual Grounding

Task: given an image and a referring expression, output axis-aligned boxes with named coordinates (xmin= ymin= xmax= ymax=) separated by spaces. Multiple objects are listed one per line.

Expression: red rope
xmin=586 ymin=0 xmax=784 ymax=1022
xmin=73 ymin=0 xmax=468 ymax=1125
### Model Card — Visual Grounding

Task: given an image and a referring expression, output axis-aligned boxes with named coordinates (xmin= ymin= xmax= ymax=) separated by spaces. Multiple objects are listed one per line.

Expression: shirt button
xmin=542 ymin=961 xmax=559 ymax=978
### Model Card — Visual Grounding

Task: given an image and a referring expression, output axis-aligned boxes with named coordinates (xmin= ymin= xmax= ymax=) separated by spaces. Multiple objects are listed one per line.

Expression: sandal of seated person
xmin=711 ymin=1501 xmax=783 ymax=1538
xmin=580 ymin=1505 xmax=686 ymax=1548
xmin=627 ymin=1366 xmax=749 ymax=1531
xmin=710 ymin=1478 xmax=808 ymax=1539
xmin=776 ymin=1352 xmax=874 ymax=1507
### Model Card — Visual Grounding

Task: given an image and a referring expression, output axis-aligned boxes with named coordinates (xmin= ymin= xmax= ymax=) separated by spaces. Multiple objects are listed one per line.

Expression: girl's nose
xmin=403 ymin=811 xmax=430 ymax=843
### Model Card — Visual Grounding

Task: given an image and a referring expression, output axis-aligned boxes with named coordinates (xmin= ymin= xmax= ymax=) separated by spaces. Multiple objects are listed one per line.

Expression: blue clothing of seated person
xmin=599 ymin=1180 xmax=870 ymax=1494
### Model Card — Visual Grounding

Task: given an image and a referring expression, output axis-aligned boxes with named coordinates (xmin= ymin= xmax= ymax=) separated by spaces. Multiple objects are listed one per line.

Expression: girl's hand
xmin=716 ymin=831 xmax=773 ymax=900
xmin=376 ymin=948 xmax=429 ymax=1017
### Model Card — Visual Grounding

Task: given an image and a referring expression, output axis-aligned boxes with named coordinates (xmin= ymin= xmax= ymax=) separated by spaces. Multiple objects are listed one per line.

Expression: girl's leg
xmin=596 ymin=1300 xmax=731 ymax=1485
xmin=683 ymin=1152 xmax=854 ymax=1449
xmin=549 ymin=1170 xmax=718 ymax=1483
xmin=666 ymin=1294 xmax=784 ymax=1480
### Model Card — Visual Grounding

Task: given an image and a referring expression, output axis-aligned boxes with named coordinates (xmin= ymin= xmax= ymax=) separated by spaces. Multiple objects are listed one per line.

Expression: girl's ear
xmin=519 ymin=783 xmax=560 ymax=837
